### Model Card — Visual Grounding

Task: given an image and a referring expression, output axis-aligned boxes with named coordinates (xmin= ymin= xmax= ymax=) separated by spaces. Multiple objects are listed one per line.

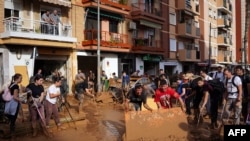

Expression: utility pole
xmin=243 ymin=1 xmax=249 ymax=72
xmin=97 ymin=0 xmax=101 ymax=92
xmin=208 ymin=22 xmax=211 ymax=72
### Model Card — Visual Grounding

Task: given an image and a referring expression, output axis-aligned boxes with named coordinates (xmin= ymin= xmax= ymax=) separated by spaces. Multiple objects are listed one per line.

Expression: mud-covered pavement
xmin=1 ymin=93 xmax=224 ymax=141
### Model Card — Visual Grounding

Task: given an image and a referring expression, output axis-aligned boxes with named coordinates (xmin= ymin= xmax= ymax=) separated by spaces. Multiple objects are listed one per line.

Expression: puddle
xmin=85 ymin=103 xmax=125 ymax=141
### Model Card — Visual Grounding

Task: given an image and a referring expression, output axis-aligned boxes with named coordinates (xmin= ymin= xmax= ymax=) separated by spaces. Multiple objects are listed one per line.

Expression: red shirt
xmin=154 ymin=87 xmax=180 ymax=108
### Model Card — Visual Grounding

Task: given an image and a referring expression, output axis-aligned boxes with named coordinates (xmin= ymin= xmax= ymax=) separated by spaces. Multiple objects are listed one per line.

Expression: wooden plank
xmin=125 ymin=107 xmax=188 ymax=141
xmin=14 ymin=66 xmax=29 ymax=87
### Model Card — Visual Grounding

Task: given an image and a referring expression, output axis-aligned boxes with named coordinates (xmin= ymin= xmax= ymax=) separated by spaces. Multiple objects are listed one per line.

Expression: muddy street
xmin=0 ymin=95 xmax=126 ymax=141
xmin=0 ymin=94 xmax=224 ymax=141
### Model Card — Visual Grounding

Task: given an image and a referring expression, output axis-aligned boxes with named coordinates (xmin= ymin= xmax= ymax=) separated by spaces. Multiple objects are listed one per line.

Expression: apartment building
xmin=0 ymin=0 xmax=76 ymax=88
xmin=74 ymin=0 xmax=167 ymax=77
xmin=193 ymin=0 xmax=233 ymax=70
xmin=160 ymin=0 xmax=200 ymax=74
xmin=235 ymin=0 xmax=250 ymax=66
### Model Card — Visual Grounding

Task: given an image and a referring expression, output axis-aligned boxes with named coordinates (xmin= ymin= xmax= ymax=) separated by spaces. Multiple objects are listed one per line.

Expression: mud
xmin=1 ymin=93 xmax=223 ymax=141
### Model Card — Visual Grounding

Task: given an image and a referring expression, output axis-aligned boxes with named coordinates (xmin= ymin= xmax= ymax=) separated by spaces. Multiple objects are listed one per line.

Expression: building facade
xmin=0 ymin=0 xmax=242 ymax=91
xmin=235 ymin=0 xmax=250 ymax=67
xmin=0 ymin=0 xmax=76 ymax=88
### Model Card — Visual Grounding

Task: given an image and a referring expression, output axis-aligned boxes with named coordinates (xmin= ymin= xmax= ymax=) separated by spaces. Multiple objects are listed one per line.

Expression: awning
xmin=140 ymin=20 xmax=162 ymax=29
xmin=210 ymin=64 xmax=225 ymax=68
xmin=41 ymin=0 xmax=71 ymax=7
xmin=87 ymin=8 xmax=124 ymax=21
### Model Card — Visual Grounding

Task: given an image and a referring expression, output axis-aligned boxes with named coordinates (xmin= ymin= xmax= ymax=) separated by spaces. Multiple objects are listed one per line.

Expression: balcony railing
xmin=217 ymin=16 xmax=230 ymax=27
xmin=82 ymin=0 xmax=130 ymax=11
xmin=82 ymin=30 xmax=130 ymax=48
xmin=178 ymin=49 xmax=200 ymax=62
xmin=132 ymin=38 xmax=163 ymax=52
xmin=217 ymin=35 xmax=229 ymax=45
xmin=133 ymin=38 xmax=159 ymax=47
xmin=1 ymin=17 xmax=76 ymax=42
xmin=177 ymin=0 xmax=199 ymax=15
xmin=131 ymin=2 xmax=161 ymax=17
xmin=217 ymin=0 xmax=231 ymax=13
xmin=177 ymin=22 xmax=200 ymax=38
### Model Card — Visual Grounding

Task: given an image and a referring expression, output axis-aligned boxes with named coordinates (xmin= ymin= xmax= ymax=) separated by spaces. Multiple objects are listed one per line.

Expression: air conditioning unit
xmin=195 ymin=0 xmax=199 ymax=5
xmin=128 ymin=21 xmax=136 ymax=30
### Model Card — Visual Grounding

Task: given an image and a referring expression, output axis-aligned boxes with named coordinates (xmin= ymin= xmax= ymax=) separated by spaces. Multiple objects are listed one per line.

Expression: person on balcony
xmin=49 ymin=9 xmax=63 ymax=35
xmin=41 ymin=10 xmax=51 ymax=34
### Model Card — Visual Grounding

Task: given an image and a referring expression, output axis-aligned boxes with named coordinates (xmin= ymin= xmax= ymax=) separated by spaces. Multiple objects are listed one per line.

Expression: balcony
xmin=130 ymin=2 xmax=165 ymax=24
xmin=82 ymin=30 xmax=130 ymax=50
xmin=82 ymin=0 xmax=130 ymax=15
xmin=217 ymin=16 xmax=230 ymax=27
xmin=217 ymin=0 xmax=231 ymax=14
xmin=177 ymin=0 xmax=199 ymax=15
xmin=178 ymin=48 xmax=200 ymax=62
xmin=177 ymin=22 xmax=200 ymax=38
xmin=0 ymin=17 xmax=76 ymax=43
xmin=217 ymin=50 xmax=231 ymax=63
xmin=132 ymin=38 xmax=163 ymax=52
xmin=217 ymin=35 xmax=230 ymax=47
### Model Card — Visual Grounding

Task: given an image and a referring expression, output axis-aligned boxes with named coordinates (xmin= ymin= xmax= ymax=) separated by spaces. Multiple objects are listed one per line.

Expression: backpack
xmin=207 ymin=78 xmax=225 ymax=94
xmin=2 ymin=83 xmax=15 ymax=102
xmin=225 ymin=75 xmax=238 ymax=93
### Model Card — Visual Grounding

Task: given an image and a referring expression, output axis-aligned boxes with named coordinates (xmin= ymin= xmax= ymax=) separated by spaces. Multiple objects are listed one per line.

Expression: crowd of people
xmin=1 ymin=65 xmax=250 ymax=140
xmin=125 ymin=66 xmax=250 ymax=129
xmin=0 ymin=68 xmax=69 ymax=140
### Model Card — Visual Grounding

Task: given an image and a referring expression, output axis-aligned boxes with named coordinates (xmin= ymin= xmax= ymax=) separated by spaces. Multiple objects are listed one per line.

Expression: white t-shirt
xmin=46 ymin=84 xmax=60 ymax=104
xmin=204 ymin=75 xmax=213 ymax=81
xmin=225 ymin=76 xmax=242 ymax=99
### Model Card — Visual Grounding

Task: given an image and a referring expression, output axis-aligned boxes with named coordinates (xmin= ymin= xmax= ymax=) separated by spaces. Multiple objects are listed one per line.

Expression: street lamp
xmin=97 ymin=0 xmax=101 ymax=92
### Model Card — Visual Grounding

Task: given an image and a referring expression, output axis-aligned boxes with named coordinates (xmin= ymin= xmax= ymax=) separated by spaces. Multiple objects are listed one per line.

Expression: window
xmin=212 ymin=47 xmax=218 ymax=57
xmin=178 ymin=41 xmax=184 ymax=50
xmin=195 ymin=44 xmax=199 ymax=51
xmin=85 ymin=18 xmax=97 ymax=30
xmin=85 ymin=18 xmax=98 ymax=40
xmin=170 ymin=39 xmax=176 ymax=51
xmin=213 ymin=11 xmax=217 ymax=19
xmin=211 ymin=28 xmax=217 ymax=37
xmin=4 ymin=8 xmax=19 ymax=18
xmin=194 ymin=21 xmax=199 ymax=28
xmin=169 ymin=13 xmax=176 ymax=25
xmin=109 ymin=21 xmax=118 ymax=33
xmin=208 ymin=8 xmax=212 ymax=17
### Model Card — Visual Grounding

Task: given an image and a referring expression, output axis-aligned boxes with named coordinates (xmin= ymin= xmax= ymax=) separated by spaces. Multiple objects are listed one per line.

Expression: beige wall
xmin=0 ymin=0 xmax=4 ymax=33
